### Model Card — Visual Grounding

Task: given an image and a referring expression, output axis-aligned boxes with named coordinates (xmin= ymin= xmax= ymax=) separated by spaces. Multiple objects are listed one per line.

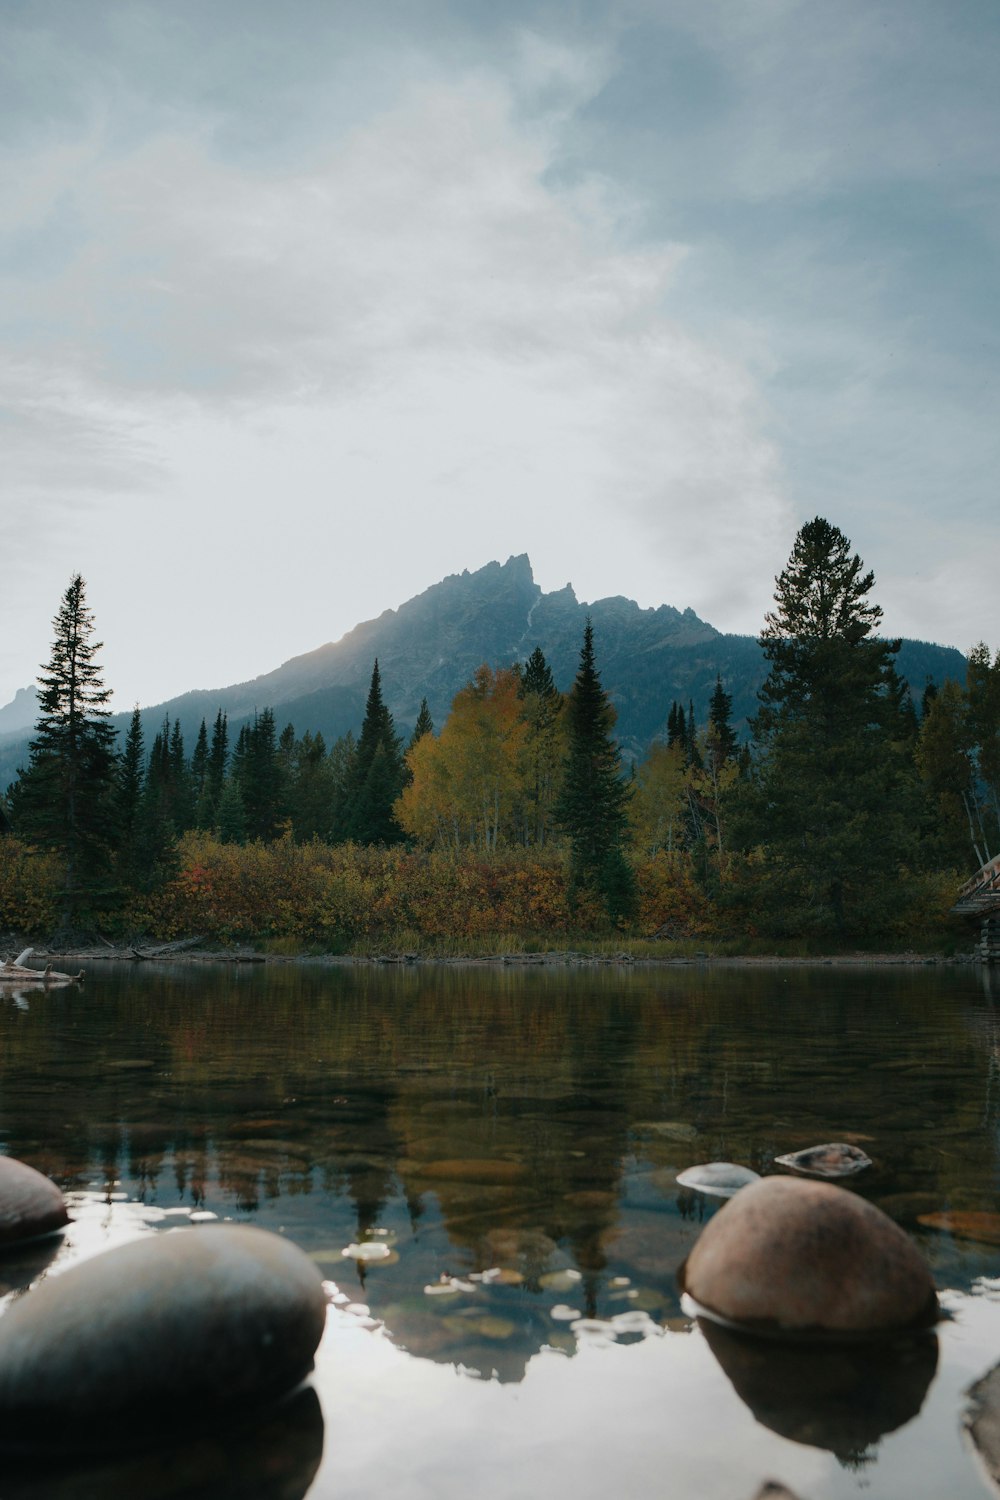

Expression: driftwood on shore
xmin=0 ymin=949 xmax=84 ymax=985
xmin=32 ymin=936 xmax=264 ymax=965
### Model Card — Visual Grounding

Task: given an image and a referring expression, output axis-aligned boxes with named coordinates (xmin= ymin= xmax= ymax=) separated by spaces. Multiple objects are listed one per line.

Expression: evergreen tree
xmin=555 ymin=621 xmax=635 ymax=918
xmin=707 ymin=677 xmax=738 ymax=767
xmin=207 ymin=711 xmax=229 ymax=814
xmin=915 ymin=679 xmax=979 ymax=868
xmin=135 ymin=720 xmax=180 ymax=887
xmin=10 ymin=574 xmax=119 ymax=917
xmin=216 ymin=776 xmax=248 ymax=844
xmin=190 ymin=720 xmax=210 ymax=827
xmin=286 ymin=730 xmax=335 ymax=840
xmin=409 ymin=699 xmax=434 ymax=749
xmin=339 ymin=662 xmax=406 ymax=844
xmin=168 ymin=718 xmax=193 ymax=831
xmin=240 ymin=709 xmax=285 ymax=841
xmin=327 ymin=731 xmax=356 ymax=841
xmin=685 ymin=698 xmax=702 ymax=770
xmin=115 ymin=707 xmax=146 ymax=882
xmin=739 ymin=517 xmax=916 ymax=937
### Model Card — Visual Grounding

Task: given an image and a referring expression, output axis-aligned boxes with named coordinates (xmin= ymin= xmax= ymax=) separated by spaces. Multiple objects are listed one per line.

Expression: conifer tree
xmin=240 ymin=709 xmax=285 ymax=841
xmin=216 ymin=776 xmax=248 ymax=844
xmin=190 ymin=720 xmax=210 ymax=826
xmin=340 ymin=662 xmax=406 ymax=844
xmin=707 ymin=677 xmax=738 ymax=767
xmin=207 ymin=711 xmax=229 ymax=814
xmin=115 ymin=707 xmax=146 ymax=882
xmin=409 ymin=699 xmax=434 ymax=748
xmin=555 ymin=621 xmax=635 ymax=919
xmin=286 ymin=730 xmax=335 ymax=840
xmin=10 ymin=574 xmax=119 ymax=917
xmin=740 ymin=517 xmax=916 ymax=936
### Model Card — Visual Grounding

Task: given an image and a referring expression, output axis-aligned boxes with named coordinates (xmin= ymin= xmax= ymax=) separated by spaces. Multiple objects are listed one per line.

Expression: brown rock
xmin=0 ymin=1156 xmax=69 ymax=1248
xmin=680 ymin=1176 xmax=938 ymax=1336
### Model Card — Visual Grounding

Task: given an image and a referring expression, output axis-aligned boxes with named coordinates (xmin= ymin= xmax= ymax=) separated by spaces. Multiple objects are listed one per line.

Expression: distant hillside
xmin=0 ymin=554 xmax=969 ymax=787
xmin=0 ymin=686 xmax=37 ymax=737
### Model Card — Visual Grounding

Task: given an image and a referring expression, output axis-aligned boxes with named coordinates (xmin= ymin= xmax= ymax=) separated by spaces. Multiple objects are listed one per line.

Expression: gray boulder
xmin=0 ymin=1156 xmax=69 ymax=1248
xmin=774 ymin=1143 xmax=872 ymax=1178
xmin=0 ymin=1224 xmax=327 ymax=1448
xmin=679 ymin=1175 xmax=938 ymax=1336
xmin=676 ymin=1162 xmax=761 ymax=1199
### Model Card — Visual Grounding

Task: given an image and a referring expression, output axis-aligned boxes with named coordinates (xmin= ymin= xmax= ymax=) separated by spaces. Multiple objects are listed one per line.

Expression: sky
xmin=2 ymin=0 xmax=998 ymax=712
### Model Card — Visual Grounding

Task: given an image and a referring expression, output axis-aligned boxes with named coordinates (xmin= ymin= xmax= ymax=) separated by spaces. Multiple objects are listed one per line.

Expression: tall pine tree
xmin=10 ymin=575 xmax=119 ymax=918
xmin=555 ymin=621 xmax=635 ymax=919
xmin=740 ymin=517 xmax=916 ymax=937
xmin=339 ymin=662 xmax=406 ymax=844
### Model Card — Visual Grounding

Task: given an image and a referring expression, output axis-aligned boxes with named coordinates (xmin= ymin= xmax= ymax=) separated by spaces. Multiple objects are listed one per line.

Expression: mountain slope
xmin=0 ymin=554 xmax=969 ymax=786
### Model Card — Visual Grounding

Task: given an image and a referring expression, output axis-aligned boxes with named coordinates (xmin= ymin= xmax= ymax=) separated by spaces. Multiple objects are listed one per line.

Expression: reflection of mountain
xmin=0 ymin=963 xmax=997 ymax=1381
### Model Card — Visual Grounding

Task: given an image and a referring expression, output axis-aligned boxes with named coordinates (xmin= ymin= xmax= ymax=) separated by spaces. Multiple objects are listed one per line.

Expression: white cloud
xmin=1 ymin=48 xmax=791 ymax=708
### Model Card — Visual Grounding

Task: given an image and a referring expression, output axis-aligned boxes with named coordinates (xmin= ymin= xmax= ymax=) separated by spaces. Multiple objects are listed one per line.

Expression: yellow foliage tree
xmin=395 ymin=666 xmax=530 ymax=850
xmin=632 ymin=742 xmax=689 ymax=855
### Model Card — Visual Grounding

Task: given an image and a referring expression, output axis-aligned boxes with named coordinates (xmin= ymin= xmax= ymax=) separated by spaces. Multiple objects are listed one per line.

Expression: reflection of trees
xmin=1 ymin=962 xmax=999 ymax=1377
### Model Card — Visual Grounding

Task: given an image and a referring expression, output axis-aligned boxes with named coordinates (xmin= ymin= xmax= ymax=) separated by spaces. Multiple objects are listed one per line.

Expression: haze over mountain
xmin=0 ymin=555 xmax=968 ymax=787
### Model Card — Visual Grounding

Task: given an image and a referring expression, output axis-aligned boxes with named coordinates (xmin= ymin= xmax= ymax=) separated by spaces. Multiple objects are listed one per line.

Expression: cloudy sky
xmin=2 ymin=0 xmax=997 ymax=711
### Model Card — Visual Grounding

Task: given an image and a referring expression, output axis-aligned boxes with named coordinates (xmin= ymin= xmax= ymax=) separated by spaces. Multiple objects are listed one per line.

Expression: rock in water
xmin=0 ymin=1156 xmax=70 ymax=1247
xmin=774 ymin=1143 xmax=872 ymax=1178
xmin=675 ymin=1162 xmax=761 ymax=1199
xmin=965 ymin=1361 xmax=1000 ymax=1495
xmin=679 ymin=1176 xmax=938 ymax=1337
xmin=0 ymin=1225 xmax=327 ymax=1447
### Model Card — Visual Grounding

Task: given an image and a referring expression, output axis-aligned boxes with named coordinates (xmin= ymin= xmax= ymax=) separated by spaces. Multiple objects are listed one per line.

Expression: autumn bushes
xmin=133 ymin=836 xmax=577 ymax=944
xmin=0 ymin=831 xmax=713 ymax=946
xmin=0 ymin=838 xmax=63 ymax=936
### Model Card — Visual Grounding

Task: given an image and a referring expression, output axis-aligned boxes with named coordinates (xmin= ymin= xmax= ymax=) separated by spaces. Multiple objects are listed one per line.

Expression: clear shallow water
xmin=1 ymin=960 xmax=1000 ymax=1499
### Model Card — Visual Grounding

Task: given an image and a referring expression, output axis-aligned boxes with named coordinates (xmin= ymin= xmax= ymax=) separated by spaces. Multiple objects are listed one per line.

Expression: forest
xmin=1 ymin=519 xmax=997 ymax=952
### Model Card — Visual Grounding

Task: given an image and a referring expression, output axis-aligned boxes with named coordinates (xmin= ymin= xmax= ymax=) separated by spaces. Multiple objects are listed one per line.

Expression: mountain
xmin=0 ymin=686 xmax=38 ymax=737
xmin=0 ymin=555 xmax=969 ymax=787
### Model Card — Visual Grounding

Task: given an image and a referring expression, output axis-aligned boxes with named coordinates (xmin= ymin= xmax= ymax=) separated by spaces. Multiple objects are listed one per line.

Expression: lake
xmin=1 ymin=960 xmax=999 ymax=1499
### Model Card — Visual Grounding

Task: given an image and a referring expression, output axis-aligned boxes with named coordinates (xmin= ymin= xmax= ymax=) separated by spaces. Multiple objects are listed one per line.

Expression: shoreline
xmin=18 ymin=945 xmax=983 ymax=970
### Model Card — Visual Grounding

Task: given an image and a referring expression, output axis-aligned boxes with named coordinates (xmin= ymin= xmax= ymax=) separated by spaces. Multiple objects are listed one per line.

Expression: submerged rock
xmin=774 ymin=1143 xmax=873 ymax=1179
xmin=676 ymin=1162 xmax=761 ymax=1199
xmin=679 ymin=1176 xmax=938 ymax=1337
xmin=0 ymin=1156 xmax=70 ymax=1248
xmin=917 ymin=1210 xmax=1000 ymax=1246
xmin=0 ymin=1224 xmax=327 ymax=1448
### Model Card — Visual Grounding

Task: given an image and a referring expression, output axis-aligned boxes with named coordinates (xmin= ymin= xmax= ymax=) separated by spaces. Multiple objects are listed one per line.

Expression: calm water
xmin=2 ymin=960 xmax=1000 ymax=1499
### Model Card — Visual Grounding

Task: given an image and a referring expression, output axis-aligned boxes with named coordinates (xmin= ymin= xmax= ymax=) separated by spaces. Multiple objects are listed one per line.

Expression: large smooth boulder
xmin=0 ymin=1156 xmax=69 ymax=1247
xmin=680 ymin=1176 xmax=938 ymax=1336
xmin=0 ymin=1225 xmax=327 ymax=1448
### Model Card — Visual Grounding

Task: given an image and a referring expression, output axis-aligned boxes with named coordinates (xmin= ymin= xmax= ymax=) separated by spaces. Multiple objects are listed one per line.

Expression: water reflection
xmin=699 ymin=1318 xmax=939 ymax=1467
xmin=0 ymin=960 xmax=998 ymax=1392
xmin=0 ymin=1384 xmax=324 ymax=1500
